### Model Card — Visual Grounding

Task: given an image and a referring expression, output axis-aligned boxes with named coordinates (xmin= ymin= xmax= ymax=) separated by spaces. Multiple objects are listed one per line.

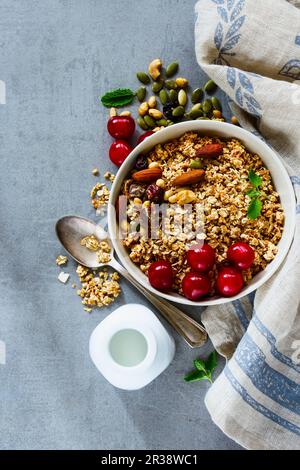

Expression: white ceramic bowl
xmin=108 ymin=121 xmax=296 ymax=306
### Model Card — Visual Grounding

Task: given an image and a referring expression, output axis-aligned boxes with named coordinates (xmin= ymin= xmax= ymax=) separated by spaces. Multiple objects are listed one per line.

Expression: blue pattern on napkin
xmin=235 ymin=334 xmax=300 ymax=414
xmin=211 ymin=0 xmax=262 ymax=116
xmin=232 ymin=300 xmax=250 ymax=330
xmin=225 ymin=367 xmax=300 ymax=436
xmin=252 ymin=316 xmax=300 ymax=373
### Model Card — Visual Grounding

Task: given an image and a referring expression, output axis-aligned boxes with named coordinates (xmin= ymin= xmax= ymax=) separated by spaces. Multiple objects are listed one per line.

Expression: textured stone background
xmin=0 ymin=0 xmax=241 ymax=449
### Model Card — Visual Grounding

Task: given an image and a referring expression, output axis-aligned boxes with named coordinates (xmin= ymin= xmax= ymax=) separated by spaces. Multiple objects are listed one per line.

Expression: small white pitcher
xmin=89 ymin=304 xmax=175 ymax=390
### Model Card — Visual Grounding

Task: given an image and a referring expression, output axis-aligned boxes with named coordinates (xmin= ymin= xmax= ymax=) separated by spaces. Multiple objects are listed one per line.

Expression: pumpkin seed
xmin=152 ymin=79 xmax=164 ymax=93
xmin=204 ymin=79 xmax=217 ymax=93
xmin=178 ymin=89 xmax=187 ymax=106
xmin=159 ymin=89 xmax=169 ymax=105
xmin=156 ymin=118 xmax=168 ymax=127
xmin=148 ymin=95 xmax=157 ymax=108
xmin=211 ymin=96 xmax=222 ymax=110
xmin=191 ymin=88 xmax=203 ymax=104
xmin=137 ymin=116 xmax=149 ymax=130
xmin=189 ymin=109 xmax=203 ymax=119
xmin=144 ymin=115 xmax=157 ymax=128
xmin=197 ymin=116 xmax=210 ymax=120
xmin=166 ymin=62 xmax=179 ymax=78
xmin=190 ymin=103 xmax=202 ymax=112
xmin=167 ymin=120 xmax=174 ymax=126
xmin=169 ymin=89 xmax=178 ymax=104
xmin=136 ymin=86 xmax=146 ymax=102
xmin=202 ymin=99 xmax=212 ymax=114
xmin=189 ymin=159 xmax=202 ymax=169
xmin=137 ymin=72 xmax=150 ymax=85
xmin=165 ymin=80 xmax=178 ymax=90
xmin=189 ymin=103 xmax=203 ymax=119
xmin=172 ymin=106 xmax=185 ymax=117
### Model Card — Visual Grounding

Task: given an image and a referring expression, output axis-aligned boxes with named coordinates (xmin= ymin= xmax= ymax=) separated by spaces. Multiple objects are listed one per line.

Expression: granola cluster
xmin=90 ymin=182 xmax=110 ymax=210
xmin=120 ymin=132 xmax=284 ymax=296
xmin=76 ymin=265 xmax=120 ymax=308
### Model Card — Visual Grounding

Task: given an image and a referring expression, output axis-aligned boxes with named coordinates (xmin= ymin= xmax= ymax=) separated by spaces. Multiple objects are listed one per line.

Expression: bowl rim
xmin=108 ymin=121 xmax=296 ymax=306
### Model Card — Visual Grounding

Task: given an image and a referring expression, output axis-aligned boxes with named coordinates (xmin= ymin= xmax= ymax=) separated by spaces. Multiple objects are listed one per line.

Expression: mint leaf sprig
xmin=184 ymin=351 xmax=218 ymax=384
xmin=246 ymin=169 xmax=263 ymax=220
xmin=101 ymin=88 xmax=134 ymax=108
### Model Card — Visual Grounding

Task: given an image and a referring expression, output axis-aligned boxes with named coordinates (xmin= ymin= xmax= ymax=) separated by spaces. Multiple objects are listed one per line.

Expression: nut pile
xmin=120 ymin=132 xmax=284 ymax=297
xmin=134 ymin=59 xmax=232 ymax=132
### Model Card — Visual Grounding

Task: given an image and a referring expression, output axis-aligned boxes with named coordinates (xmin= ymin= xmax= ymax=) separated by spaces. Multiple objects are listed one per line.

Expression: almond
xmin=172 ymin=169 xmax=205 ymax=187
xmin=132 ymin=167 xmax=162 ymax=183
xmin=196 ymin=143 xmax=223 ymax=159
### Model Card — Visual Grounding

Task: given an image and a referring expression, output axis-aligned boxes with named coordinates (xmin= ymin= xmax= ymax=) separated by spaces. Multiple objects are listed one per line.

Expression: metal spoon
xmin=55 ymin=215 xmax=207 ymax=348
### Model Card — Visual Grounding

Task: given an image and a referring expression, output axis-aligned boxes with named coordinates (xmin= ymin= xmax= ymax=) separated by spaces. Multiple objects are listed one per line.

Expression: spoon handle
xmin=110 ymin=259 xmax=207 ymax=348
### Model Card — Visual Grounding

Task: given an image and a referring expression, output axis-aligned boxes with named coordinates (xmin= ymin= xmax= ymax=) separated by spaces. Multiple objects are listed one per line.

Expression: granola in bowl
xmin=117 ymin=131 xmax=285 ymax=301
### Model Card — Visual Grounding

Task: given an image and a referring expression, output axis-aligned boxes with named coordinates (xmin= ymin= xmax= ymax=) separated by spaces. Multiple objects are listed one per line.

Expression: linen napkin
xmin=194 ymin=0 xmax=300 ymax=450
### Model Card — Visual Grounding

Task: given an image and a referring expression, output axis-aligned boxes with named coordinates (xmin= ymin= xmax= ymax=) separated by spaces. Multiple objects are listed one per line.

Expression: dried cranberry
xmin=146 ymin=184 xmax=164 ymax=203
xmin=129 ymin=183 xmax=145 ymax=199
xmin=135 ymin=155 xmax=148 ymax=170
xmin=163 ymin=103 xmax=174 ymax=120
xmin=163 ymin=103 xmax=180 ymax=122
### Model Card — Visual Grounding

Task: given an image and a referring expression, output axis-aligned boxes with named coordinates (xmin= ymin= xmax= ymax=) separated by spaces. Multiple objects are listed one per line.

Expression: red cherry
xmin=148 ymin=260 xmax=173 ymax=291
xmin=182 ymin=272 xmax=211 ymax=301
xmin=107 ymin=116 xmax=135 ymax=140
xmin=137 ymin=131 xmax=154 ymax=145
xmin=227 ymin=242 xmax=255 ymax=270
xmin=186 ymin=243 xmax=216 ymax=272
xmin=216 ymin=266 xmax=244 ymax=297
xmin=109 ymin=140 xmax=133 ymax=167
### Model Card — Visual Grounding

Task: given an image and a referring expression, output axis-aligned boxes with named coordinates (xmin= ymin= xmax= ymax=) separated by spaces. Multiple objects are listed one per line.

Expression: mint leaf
xmin=184 ymin=351 xmax=218 ymax=385
xmin=248 ymin=169 xmax=262 ymax=188
xmin=184 ymin=370 xmax=206 ymax=382
xmin=205 ymin=351 xmax=218 ymax=375
xmin=247 ymin=197 xmax=262 ymax=219
xmin=101 ymin=88 xmax=134 ymax=108
xmin=246 ymin=189 xmax=261 ymax=198
xmin=194 ymin=359 xmax=207 ymax=372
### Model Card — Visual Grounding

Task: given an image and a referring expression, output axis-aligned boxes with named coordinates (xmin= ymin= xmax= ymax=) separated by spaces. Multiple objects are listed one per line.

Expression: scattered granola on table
xmin=56 ymin=255 xmax=68 ymax=266
xmin=76 ymin=265 xmax=120 ymax=309
xmin=119 ymin=132 xmax=284 ymax=298
xmin=92 ymin=168 xmax=99 ymax=176
xmin=90 ymin=182 xmax=110 ymax=210
xmin=104 ymin=171 xmax=115 ymax=182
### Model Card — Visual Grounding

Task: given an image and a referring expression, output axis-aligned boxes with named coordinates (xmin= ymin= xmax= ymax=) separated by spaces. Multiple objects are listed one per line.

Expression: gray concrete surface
xmin=0 ymin=0 xmax=241 ymax=449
